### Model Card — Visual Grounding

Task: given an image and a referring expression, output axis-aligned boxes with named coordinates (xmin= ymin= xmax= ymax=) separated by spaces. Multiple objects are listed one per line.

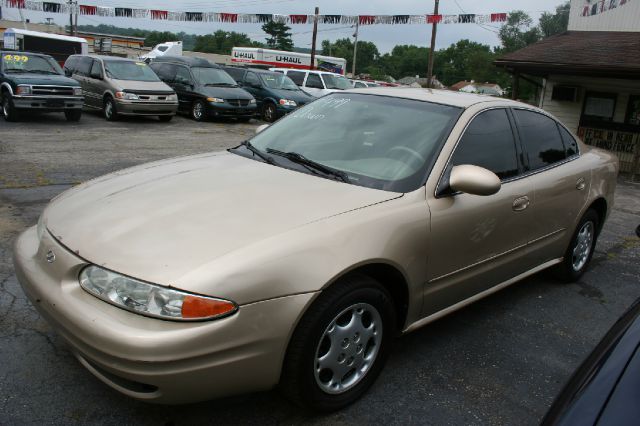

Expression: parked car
xmin=149 ymin=56 xmax=256 ymax=122
xmin=64 ymin=55 xmax=178 ymax=121
xmin=14 ymin=89 xmax=618 ymax=412
xmin=270 ymin=68 xmax=352 ymax=97
xmin=542 ymin=298 xmax=640 ymax=426
xmin=350 ymin=79 xmax=380 ymax=89
xmin=223 ymin=66 xmax=313 ymax=122
xmin=1 ymin=51 xmax=83 ymax=121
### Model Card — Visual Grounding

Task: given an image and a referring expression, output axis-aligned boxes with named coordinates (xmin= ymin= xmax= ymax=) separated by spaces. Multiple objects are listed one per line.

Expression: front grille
xmin=31 ymin=86 xmax=74 ymax=96
xmin=227 ymin=99 xmax=250 ymax=107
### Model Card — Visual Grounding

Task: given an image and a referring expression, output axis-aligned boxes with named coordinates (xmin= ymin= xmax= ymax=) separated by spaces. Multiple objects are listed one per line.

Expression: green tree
xmin=262 ymin=22 xmax=293 ymax=51
xmin=497 ymin=11 xmax=542 ymax=54
xmin=539 ymin=1 xmax=570 ymax=37
xmin=193 ymin=30 xmax=262 ymax=54
xmin=434 ymin=39 xmax=496 ymax=86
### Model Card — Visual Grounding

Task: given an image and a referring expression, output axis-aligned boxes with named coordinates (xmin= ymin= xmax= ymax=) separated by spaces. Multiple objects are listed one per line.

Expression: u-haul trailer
xmin=231 ymin=47 xmax=347 ymax=75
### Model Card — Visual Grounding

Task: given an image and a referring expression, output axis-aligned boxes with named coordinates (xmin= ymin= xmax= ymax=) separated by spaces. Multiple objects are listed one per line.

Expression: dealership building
xmin=495 ymin=0 xmax=640 ymax=178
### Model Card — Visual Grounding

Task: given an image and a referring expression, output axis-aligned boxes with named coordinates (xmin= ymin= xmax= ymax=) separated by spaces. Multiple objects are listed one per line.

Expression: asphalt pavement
xmin=1 ymin=111 xmax=639 ymax=425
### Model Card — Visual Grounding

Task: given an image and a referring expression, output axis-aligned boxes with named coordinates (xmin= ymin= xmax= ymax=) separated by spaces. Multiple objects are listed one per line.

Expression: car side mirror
xmin=256 ymin=124 xmax=269 ymax=134
xmin=449 ymin=165 xmax=501 ymax=196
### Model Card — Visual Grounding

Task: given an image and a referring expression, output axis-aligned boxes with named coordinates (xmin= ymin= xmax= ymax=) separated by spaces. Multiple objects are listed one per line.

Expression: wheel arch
xmin=588 ymin=197 xmax=608 ymax=234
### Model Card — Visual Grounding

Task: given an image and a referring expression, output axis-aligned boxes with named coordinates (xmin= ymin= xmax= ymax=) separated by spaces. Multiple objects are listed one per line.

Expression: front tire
xmin=65 ymin=110 xmax=82 ymax=122
xmin=2 ymin=93 xmax=19 ymax=122
xmin=103 ymin=97 xmax=118 ymax=121
xmin=280 ymin=274 xmax=396 ymax=412
xmin=554 ymin=209 xmax=599 ymax=282
xmin=191 ymin=100 xmax=206 ymax=121
xmin=262 ymin=103 xmax=277 ymax=123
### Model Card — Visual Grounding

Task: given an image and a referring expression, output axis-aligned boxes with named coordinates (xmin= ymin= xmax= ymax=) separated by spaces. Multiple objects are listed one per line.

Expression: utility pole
xmin=351 ymin=21 xmax=359 ymax=77
xmin=74 ymin=1 xmax=78 ymax=36
xmin=426 ymin=0 xmax=439 ymax=88
xmin=67 ymin=0 xmax=77 ymax=36
xmin=309 ymin=6 xmax=319 ymax=70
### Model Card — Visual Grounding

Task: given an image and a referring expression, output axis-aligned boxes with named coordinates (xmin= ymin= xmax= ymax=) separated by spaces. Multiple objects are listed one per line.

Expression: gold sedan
xmin=13 ymin=88 xmax=618 ymax=411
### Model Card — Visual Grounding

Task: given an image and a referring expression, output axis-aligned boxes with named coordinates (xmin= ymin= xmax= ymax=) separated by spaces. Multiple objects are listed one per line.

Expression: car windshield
xmin=260 ymin=73 xmax=299 ymax=90
xmin=2 ymin=53 xmax=61 ymax=74
xmin=104 ymin=60 xmax=160 ymax=82
xmin=322 ymin=74 xmax=352 ymax=90
xmin=245 ymin=93 xmax=461 ymax=192
xmin=192 ymin=67 xmax=237 ymax=86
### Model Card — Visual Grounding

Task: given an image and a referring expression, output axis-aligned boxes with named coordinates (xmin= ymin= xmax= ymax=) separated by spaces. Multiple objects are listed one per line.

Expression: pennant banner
xmin=0 ymin=1 xmax=513 ymax=25
xmin=580 ymin=0 xmax=632 ymax=17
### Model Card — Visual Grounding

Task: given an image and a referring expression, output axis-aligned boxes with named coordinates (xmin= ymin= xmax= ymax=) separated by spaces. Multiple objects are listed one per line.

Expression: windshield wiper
xmin=205 ymin=83 xmax=237 ymax=87
xmin=266 ymin=148 xmax=348 ymax=183
xmin=237 ymin=140 xmax=273 ymax=164
xmin=24 ymin=70 xmax=59 ymax=75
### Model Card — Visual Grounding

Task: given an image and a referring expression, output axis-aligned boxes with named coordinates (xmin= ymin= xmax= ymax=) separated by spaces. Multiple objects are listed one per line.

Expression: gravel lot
xmin=1 ymin=111 xmax=639 ymax=425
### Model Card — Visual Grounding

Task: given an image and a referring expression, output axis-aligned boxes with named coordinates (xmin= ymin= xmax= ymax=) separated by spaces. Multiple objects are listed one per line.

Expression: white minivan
xmin=269 ymin=68 xmax=352 ymax=97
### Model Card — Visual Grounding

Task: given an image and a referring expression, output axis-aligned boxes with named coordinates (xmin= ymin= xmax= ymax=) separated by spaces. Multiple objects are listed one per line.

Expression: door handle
xmin=576 ymin=177 xmax=586 ymax=190
xmin=513 ymin=196 xmax=530 ymax=212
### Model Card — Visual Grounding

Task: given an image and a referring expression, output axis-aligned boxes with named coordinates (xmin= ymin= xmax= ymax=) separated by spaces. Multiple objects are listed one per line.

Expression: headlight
xmin=249 ymin=99 xmax=256 ymax=104
xmin=115 ymin=92 xmax=139 ymax=100
xmin=73 ymin=87 xmax=83 ymax=96
xmin=79 ymin=265 xmax=238 ymax=321
xmin=167 ymin=94 xmax=177 ymax=101
xmin=279 ymin=99 xmax=297 ymax=107
xmin=16 ymin=85 xmax=32 ymax=95
xmin=207 ymin=97 xmax=224 ymax=103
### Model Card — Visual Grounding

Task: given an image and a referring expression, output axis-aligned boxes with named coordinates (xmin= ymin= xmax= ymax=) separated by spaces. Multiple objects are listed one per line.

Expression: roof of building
xmin=450 ymin=81 xmax=474 ymax=91
xmin=3 ymin=27 xmax=87 ymax=43
xmin=348 ymin=87 xmax=522 ymax=108
xmin=494 ymin=31 xmax=640 ymax=79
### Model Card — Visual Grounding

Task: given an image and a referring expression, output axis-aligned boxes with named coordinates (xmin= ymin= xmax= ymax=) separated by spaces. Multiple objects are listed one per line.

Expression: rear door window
xmin=513 ymin=109 xmax=567 ymax=171
xmin=75 ymin=57 xmax=92 ymax=76
xmin=451 ymin=108 xmax=519 ymax=180
xmin=287 ymin=71 xmax=306 ymax=86
xmin=305 ymin=73 xmax=324 ymax=89
xmin=558 ymin=125 xmax=579 ymax=157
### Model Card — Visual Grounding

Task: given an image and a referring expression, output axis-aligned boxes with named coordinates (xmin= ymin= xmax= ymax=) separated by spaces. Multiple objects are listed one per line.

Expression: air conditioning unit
xmin=551 ymin=85 xmax=579 ymax=102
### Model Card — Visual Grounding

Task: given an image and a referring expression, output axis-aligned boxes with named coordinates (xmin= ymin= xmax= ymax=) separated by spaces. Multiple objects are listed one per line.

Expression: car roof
xmin=152 ymin=56 xmax=218 ymax=68
xmin=69 ymin=54 xmax=135 ymax=62
xmin=271 ymin=68 xmax=343 ymax=76
xmin=347 ymin=87 xmax=526 ymax=109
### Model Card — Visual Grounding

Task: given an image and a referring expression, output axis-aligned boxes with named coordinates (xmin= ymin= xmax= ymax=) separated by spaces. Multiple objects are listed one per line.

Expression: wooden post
xmin=309 ymin=7 xmax=319 ymax=70
xmin=426 ymin=0 xmax=439 ymax=88
xmin=352 ymin=21 xmax=359 ymax=77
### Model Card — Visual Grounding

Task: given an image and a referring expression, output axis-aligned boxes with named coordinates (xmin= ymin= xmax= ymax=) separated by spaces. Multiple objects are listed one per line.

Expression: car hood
xmin=112 ymin=79 xmax=174 ymax=93
xmin=198 ymin=85 xmax=254 ymax=100
xmin=45 ymin=152 xmax=400 ymax=288
xmin=9 ymin=73 xmax=80 ymax=86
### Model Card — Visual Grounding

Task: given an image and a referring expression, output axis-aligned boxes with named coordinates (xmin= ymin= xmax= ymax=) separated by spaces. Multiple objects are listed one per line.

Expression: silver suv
xmin=64 ymin=55 xmax=178 ymax=121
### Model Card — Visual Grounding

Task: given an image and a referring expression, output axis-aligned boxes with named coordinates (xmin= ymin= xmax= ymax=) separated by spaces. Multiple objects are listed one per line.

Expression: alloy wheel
xmin=572 ymin=221 xmax=594 ymax=271
xmin=314 ymin=303 xmax=382 ymax=394
xmin=192 ymin=102 xmax=204 ymax=120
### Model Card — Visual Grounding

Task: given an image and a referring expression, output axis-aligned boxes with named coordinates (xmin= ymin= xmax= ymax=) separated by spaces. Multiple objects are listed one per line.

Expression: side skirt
xmin=402 ymin=258 xmax=563 ymax=334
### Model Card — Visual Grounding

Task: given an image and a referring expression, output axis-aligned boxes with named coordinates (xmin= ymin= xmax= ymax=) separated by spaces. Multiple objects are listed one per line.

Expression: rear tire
xmin=158 ymin=115 xmax=173 ymax=122
xmin=554 ymin=209 xmax=599 ymax=282
xmin=2 ymin=93 xmax=19 ymax=122
xmin=280 ymin=274 xmax=396 ymax=412
xmin=65 ymin=110 xmax=82 ymax=122
xmin=104 ymin=97 xmax=118 ymax=121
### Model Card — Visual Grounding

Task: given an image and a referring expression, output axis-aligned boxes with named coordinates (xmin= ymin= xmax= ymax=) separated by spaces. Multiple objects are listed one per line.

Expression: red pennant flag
xmin=221 ymin=13 xmax=238 ymax=23
xmin=79 ymin=5 xmax=97 ymax=15
xmin=7 ymin=0 xmax=25 ymax=8
xmin=359 ymin=15 xmax=376 ymax=25
xmin=289 ymin=14 xmax=307 ymax=24
xmin=150 ymin=10 xmax=168 ymax=20
xmin=427 ymin=14 xmax=442 ymax=24
xmin=490 ymin=13 xmax=507 ymax=22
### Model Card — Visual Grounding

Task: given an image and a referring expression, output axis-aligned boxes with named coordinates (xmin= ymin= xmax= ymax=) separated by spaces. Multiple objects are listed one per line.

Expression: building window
xmin=582 ymin=91 xmax=617 ymax=122
xmin=625 ymin=95 xmax=640 ymax=126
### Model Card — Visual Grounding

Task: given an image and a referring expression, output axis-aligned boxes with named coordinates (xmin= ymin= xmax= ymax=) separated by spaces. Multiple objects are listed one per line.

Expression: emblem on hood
xmin=46 ymin=249 xmax=56 ymax=263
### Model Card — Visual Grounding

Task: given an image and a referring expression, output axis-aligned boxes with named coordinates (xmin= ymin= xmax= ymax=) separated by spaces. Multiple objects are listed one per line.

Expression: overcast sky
xmin=1 ymin=0 xmax=567 ymax=52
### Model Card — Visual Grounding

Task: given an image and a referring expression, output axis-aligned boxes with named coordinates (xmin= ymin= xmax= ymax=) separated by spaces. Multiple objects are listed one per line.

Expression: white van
xmin=269 ymin=68 xmax=352 ymax=98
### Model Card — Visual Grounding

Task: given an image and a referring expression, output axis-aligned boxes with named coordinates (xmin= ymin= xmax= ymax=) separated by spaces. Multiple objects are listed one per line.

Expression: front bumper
xmin=13 ymin=95 xmax=83 ymax=111
xmin=115 ymin=100 xmax=178 ymax=116
xmin=13 ymin=226 xmax=315 ymax=404
xmin=206 ymin=102 xmax=257 ymax=118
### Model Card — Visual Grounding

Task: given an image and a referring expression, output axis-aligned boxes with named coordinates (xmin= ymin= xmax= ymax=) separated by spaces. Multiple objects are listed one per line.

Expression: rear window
xmin=287 ymin=71 xmax=306 ymax=86
xmin=513 ymin=109 xmax=567 ymax=171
